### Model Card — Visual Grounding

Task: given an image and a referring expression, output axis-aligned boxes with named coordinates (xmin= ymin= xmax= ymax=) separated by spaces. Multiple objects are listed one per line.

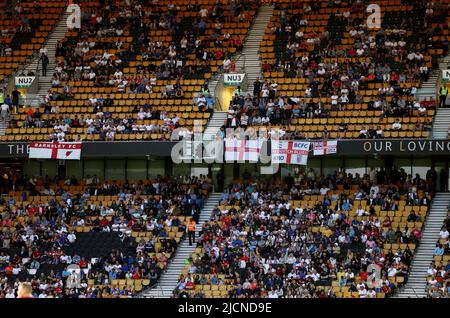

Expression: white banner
xmin=223 ymin=73 xmax=245 ymax=86
xmin=271 ymin=140 xmax=310 ymax=165
xmin=29 ymin=142 xmax=82 ymax=160
xmin=15 ymin=76 xmax=35 ymax=88
xmin=313 ymin=140 xmax=338 ymax=156
xmin=225 ymin=139 xmax=261 ymax=162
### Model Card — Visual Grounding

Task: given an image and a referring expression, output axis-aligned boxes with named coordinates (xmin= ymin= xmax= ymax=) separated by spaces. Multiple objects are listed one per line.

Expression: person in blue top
xmin=434 ymin=244 xmax=445 ymax=256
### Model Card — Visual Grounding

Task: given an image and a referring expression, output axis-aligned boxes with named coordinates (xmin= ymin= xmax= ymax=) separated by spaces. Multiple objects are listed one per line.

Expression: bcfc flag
xmin=271 ymin=140 xmax=310 ymax=165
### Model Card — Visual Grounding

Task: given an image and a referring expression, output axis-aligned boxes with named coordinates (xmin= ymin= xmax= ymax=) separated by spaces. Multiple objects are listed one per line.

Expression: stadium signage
xmin=15 ymin=76 xmax=35 ymax=88
xmin=360 ymin=140 xmax=450 ymax=154
xmin=443 ymin=69 xmax=450 ymax=81
xmin=2 ymin=140 xmax=450 ymax=158
xmin=223 ymin=73 xmax=245 ymax=86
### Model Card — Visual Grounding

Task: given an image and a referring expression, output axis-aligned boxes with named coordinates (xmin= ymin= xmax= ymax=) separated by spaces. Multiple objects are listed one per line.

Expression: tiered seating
xmin=248 ymin=0 xmax=449 ymax=138
xmin=176 ymin=172 xmax=431 ymax=298
xmin=0 ymin=0 xmax=66 ymax=83
xmin=0 ymin=176 xmax=210 ymax=298
xmin=3 ymin=0 xmax=258 ymax=142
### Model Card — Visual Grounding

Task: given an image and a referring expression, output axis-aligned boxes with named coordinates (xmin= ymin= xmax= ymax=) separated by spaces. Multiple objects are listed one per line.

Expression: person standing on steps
xmin=253 ymin=77 xmax=262 ymax=97
xmin=39 ymin=52 xmax=49 ymax=76
xmin=217 ymin=169 xmax=224 ymax=192
xmin=11 ymin=88 xmax=20 ymax=114
xmin=439 ymin=84 xmax=448 ymax=108
xmin=187 ymin=218 xmax=196 ymax=246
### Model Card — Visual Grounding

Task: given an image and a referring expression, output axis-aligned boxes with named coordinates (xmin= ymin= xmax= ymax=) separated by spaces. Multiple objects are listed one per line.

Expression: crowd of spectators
xmin=216 ymin=86 xmax=435 ymax=141
xmin=427 ymin=211 xmax=450 ymax=298
xmin=217 ymin=0 xmax=446 ymax=139
xmin=27 ymin=0 xmax=257 ymax=141
xmin=0 ymin=173 xmax=211 ymax=298
xmin=174 ymin=167 xmax=436 ymax=298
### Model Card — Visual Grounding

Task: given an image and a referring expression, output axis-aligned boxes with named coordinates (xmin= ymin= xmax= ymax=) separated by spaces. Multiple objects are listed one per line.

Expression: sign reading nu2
xmin=224 ymin=73 xmax=245 ymax=86
xmin=15 ymin=76 xmax=36 ymax=88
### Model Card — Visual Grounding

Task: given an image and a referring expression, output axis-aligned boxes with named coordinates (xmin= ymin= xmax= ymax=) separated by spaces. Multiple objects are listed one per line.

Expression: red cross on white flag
xmin=271 ymin=140 xmax=310 ymax=165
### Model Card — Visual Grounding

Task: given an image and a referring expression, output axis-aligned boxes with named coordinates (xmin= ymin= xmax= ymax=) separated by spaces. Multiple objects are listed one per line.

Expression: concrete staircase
xmin=432 ymin=108 xmax=450 ymax=139
xmin=416 ymin=70 xmax=440 ymax=101
xmin=240 ymin=5 xmax=274 ymax=96
xmin=426 ymin=55 xmax=450 ymax=138
xmin=24 ymin=12 xmax=70 ymax=100
xmin=202 ymin=111 xmax=227 ymax=141
xmin=395 ymin=192 xmax=450 ymax=298
xmin=416 ymin=55 xmax=450 ymax=101
xmin=0 ymin=118 xmax=9 ymax=136
xmin=140 ymin=192 xmax=222 ymax=298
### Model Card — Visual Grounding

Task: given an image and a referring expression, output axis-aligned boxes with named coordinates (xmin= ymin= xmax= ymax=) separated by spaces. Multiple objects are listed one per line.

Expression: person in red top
xmin=360 ymin=271 xmax=368 ymax=282
xmin=185 ymin=280 xmax=194 ymax=290
xmin=79 ymin=257 xmax=88 ymax=268
xmin=229 ymin=58 xmax=236 ymax=72
xmin=100 ymin=217 xmax=109 ymax=228
xmin=132 ymin=270 xmax=140 ymax=280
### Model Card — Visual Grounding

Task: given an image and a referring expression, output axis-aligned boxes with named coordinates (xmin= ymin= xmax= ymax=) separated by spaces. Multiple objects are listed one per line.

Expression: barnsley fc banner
xmin=271 ymin=140 xmax=310 ymax=165
xmin=225 ymin=139 xmax=261 ymax=162
xmin=313 ymin=140 xmax=338 ymax=156
xmin=28 ymin=142 xmax=82 ymax=160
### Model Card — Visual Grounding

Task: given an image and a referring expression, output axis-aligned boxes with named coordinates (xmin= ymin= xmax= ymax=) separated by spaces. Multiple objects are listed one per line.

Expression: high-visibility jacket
xmin=0 ymin=93 xmax=4 ymax=104
xmin=440 ymin=86 xmax=448 ymax=95
xmin=188 ymin=222 xmax=196 ymax=232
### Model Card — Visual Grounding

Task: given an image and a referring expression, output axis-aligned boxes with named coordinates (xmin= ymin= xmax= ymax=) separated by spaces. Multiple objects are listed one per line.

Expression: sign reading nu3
xmin=15 ymin=76 xmax=35 ymax=88
xmin=224 ymin=73 xmax=245 ymax=86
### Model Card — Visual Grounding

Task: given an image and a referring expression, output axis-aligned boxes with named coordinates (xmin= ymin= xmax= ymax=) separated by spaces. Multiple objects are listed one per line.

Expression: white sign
xmin=443 ymin=69 xmax=450 ymax=80
xmin=271 ymin=140 xmax=310 ymax=165
xmin=67 ymin=4 xmax=81 ymax=29
xmin=15 ymin=76 xmax=35 ymax=88
xmin=29 ymin=142 xmax=82 ymax=160
xmin=224 ymin=73 xmax=245 ymax=86
xmin=225 ymin=139 xmax=261 ymax=162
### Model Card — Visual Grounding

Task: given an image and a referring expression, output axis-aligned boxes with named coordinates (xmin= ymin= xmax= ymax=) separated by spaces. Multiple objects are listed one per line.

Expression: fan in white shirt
xmin=392 ymin=121 xmax=402 ymax=130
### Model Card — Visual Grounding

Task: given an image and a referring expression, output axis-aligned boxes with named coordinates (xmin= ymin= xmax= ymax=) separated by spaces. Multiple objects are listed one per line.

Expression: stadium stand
xmin=2 ymin=0 xmax=450 ymax=302
xmin=222 ymin=0 xmax=450 ymax=139
xmin=1 ymin=0 xmax=259 ymax=142
xmin=173 ymin=168 xmax=433 ymax=298
xmin=0 ymin=173 xmax=210 ymax=298
xmin=0 ymin=0 xmax=66 ymax=84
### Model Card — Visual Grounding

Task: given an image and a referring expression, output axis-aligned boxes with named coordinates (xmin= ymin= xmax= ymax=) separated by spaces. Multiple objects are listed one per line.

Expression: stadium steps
xmin=23 ymin=12 xmax=70 ymax=102
xmin=240 ymin=4 xmax=274 ymax=96
xmin=415 ymin=54 xmax=450 ymax=102
xmin=395 ymin=192 xmax=450 ymax=298
xmin=207 ymin=5 xmax=274 ymax=103
xmin=202 ymin=111 xmax=227 ymax=141
xmin=432 ymin=108 xmax=450 ymax=139
xmin=0 ymin=119 xmax=9 ymax=136
xmin=140 ymin=192 xmax=222 ymax=298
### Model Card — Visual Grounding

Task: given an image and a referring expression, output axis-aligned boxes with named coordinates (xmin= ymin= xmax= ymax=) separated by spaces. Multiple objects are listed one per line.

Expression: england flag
xmin=313 ymin=140 xmax=338 ymax=156
xmin=224 ymin=139 xmax=261 ymax=162
xmin=29 ymin=142 xmax=82 ymax=160
xmin=271 ymin=140 xmax=310 ymax=165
